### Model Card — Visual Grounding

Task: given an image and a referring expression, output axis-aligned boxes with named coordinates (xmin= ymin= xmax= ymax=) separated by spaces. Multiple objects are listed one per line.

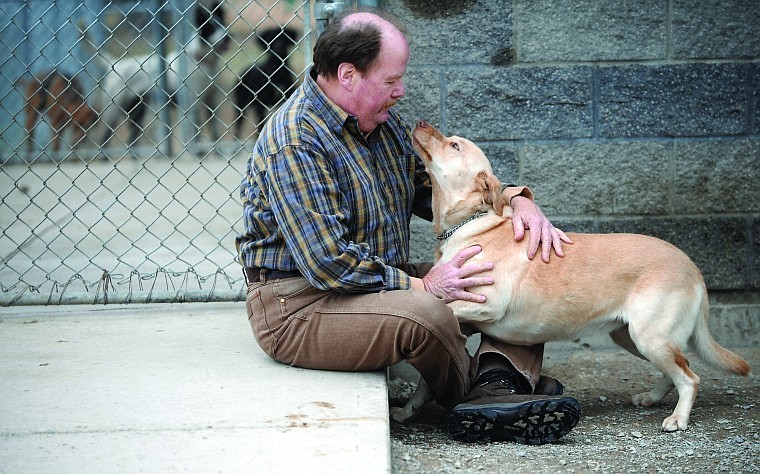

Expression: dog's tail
xmin=690 ymin=284 xmax=750 ymax=376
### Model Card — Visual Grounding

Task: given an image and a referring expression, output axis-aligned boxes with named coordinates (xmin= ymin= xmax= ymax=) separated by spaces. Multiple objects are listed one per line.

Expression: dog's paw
xmin=390 ymin=377 xmax=432 ymax=423
xmin=631 ymin=391 xmax=663 ymax=407
xmin=390 ymin=406 xmax=413 ymax=424
xmin=661 ymin=415 xmax=689 ymax=432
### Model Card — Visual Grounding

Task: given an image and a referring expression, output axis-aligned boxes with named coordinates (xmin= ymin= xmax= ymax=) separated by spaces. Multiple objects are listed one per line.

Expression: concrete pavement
xmin=1 ymin=298 xmax=756 ymax=474
xmin=0 ymin=302 xmax=390 ymax=473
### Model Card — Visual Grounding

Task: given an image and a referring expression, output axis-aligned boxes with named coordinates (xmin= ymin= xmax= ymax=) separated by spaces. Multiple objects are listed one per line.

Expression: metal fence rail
xmin=0 ymin=0 xmax=313 ymax=305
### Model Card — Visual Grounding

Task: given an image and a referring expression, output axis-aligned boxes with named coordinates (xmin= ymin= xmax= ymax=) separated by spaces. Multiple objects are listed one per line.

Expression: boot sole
xmin=447 ymin=397 xmax=581 ymax=445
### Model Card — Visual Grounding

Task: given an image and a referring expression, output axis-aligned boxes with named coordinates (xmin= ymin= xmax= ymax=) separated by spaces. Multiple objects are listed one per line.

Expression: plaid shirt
xmin=235 ymin=70 xmax=432 ymax=292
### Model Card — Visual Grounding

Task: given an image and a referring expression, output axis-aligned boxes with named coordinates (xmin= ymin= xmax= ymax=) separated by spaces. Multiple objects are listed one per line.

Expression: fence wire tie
xmin=57 ymin=274 xmax=87 ymax=304
xmin=46 ymin=282 xmax=58 ymax=306
xmin=183 ymin=267 xmax=202 ymax=291
xmin=215 ymin=268 xmax=235 ymax=290
xmin=146 ymin=268 xmax=172 ymax=303
xmin=1 ymin=280 xmax=24 ymax=292
xmin=7 ymin=285 xmax=37 ymax=307
xmin=108 ymin=273 xmax=127 ymax=286
xmin=125 ymin=270 xmax=141 ymax=304
xmin=162 ymin=268 xmax=175 ymax=291
xmin=96 ymin=269 xmax=115 ymax=305
xmin=128 ymin=270 xmax=142 ymax=292
xmin=193 ymin=268 xmax=203 ymax=290
xmin=206 ymin=269 xmax=222 ymax=302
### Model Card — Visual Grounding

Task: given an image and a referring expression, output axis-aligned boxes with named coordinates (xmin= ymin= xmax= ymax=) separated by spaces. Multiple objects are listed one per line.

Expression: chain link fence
xmin=0 ymin=0 xmax=317 ymax=305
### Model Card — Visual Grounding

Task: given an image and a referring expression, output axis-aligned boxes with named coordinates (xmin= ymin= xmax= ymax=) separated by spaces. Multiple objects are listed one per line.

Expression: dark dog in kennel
xmin=232 ymin=26 xmax=299 ymax=140
xmin=92 ymin=0 xmax=230 ymax=148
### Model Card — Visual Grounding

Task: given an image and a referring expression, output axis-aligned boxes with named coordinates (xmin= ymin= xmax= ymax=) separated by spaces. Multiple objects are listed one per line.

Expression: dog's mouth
xmin=412 ymin=120 xmax=441 ymax=162
xmin=412 ymin=135 xmax=430 ymax=164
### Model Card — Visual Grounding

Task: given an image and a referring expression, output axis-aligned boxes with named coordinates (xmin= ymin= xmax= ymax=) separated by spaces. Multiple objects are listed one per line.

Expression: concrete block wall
xmin=387 ymin=0 xmax=759 ymax=346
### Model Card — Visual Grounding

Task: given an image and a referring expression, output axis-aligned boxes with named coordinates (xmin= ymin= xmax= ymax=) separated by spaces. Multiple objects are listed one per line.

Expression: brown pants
xmin=245 ymin=264 xmax=544 ymax=411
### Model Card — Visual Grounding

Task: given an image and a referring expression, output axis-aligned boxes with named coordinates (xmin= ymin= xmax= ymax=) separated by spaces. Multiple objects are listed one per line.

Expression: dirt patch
xmin=389 ymin=343 xmax=758 ymax=473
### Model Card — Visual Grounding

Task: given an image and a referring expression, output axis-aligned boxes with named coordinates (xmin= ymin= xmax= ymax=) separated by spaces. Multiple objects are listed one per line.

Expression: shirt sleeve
xmin=265 ymin=144 xmax=411 ymax=292
xmin=411 ymin=156 xmax=433 ymax=222
xmin=501 ymin=185 xmax=534 ymax=204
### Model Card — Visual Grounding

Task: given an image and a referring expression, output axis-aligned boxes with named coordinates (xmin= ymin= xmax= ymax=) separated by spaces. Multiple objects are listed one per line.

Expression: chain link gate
xmin=0 ymin=0 xmax=327 ymax=305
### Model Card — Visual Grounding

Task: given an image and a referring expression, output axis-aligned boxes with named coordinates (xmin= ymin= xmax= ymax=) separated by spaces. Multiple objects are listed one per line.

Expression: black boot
xmin=448 ymin=369 xmax=581 ymax=445
xmin=534 ymin=375 xmax=565 ymax=395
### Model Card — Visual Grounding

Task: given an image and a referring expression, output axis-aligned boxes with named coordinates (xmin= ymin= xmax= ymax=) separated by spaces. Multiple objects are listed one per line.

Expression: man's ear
xmin=337 ymin=62 xmax=356 ymax=90
xmin=477 ymin=171 xmax=505 ymax=215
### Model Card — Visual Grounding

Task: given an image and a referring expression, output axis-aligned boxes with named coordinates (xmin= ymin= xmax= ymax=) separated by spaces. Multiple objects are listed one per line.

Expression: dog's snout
xmin=417 ymin=120 xmax=428 ymax=128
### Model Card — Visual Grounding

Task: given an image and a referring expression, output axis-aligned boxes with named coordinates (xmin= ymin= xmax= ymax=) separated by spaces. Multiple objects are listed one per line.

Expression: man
xmin=236 ymin=11 xmax=580 ymax=445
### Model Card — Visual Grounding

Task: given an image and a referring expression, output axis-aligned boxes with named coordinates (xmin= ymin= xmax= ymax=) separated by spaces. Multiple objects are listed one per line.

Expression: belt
xmin=243 ymin=266 xmax=302 ymax=284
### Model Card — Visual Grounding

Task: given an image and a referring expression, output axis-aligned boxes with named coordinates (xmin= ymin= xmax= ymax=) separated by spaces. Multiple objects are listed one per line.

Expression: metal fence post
xmin=313 ymin=1 xmax=346 ymax=36
xmin=151 ymin=0 xmax=173 ymax=155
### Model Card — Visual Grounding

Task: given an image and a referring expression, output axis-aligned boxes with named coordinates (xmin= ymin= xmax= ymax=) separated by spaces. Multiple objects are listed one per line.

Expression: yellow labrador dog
xmin=398 ymin=120 xmax=750 ymax=432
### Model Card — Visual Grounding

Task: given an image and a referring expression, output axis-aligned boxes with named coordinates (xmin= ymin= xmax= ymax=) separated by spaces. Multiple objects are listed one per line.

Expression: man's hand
xmin=511 ymin=195 xmax=573 ymax=263
xmin=421 ymin=245 xmax=494 ymax=303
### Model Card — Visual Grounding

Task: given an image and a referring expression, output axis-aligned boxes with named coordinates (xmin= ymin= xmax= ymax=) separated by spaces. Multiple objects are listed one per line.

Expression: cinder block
xmin=709 ymin=303 xmax=760 ymax=347
xmin=598 ymin=217 xmax=749 ymax=290
xmin=548 ymin=219 xmax=597 ymax=234
xmin=518 ymin=142 xmax=671 ymax=216
xmin=598 ymin=63 xmax=748 ymax=138
xmin=479 ymin=142 xmax=518 ymax=184
xmin=753 ymin=218 xmax=760 ymax=289
xmin=514 ymin=0 xmax=666 ymax=61
xmin=395 ymin=68 xmax=441 ymax=127
xmin=753 ymin=64 xmax=760 ymax=136
xmin=384 ymin=0 xmax=511 ymax=66
xmin=673 ymin=139 xmax=760 ymax=214
xmin=445 ymin=66 xmax=593 ymax=140
xmin=710 ymin=290 xmax=760 ymax=306
xmin=409 ymin=215 xmax=436 ymax=263
xmin=672 ymin=0 xmax=760 ymax=59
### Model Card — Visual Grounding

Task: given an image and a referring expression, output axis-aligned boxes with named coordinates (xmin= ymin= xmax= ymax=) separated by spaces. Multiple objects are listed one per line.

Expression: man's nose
xmin=393 ymin=81 xmax=405 ymax=98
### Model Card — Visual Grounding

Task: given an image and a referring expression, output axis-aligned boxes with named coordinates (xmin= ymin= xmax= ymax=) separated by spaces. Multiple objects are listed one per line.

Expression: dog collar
xmin=437 ymin=211 xmax=488 ymax=241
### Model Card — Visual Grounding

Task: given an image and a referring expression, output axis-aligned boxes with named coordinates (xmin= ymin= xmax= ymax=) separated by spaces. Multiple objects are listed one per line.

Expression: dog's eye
xmin=450 ymin=142 xmax=460 ymax=151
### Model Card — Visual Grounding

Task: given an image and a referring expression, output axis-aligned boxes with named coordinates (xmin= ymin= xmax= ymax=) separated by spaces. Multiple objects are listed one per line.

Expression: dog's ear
xmin=477 ymin=171 xmax=506 ymax=215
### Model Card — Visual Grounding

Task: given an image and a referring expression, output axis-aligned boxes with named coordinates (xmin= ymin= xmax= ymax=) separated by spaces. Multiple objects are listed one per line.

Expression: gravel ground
xmin=388 ymin=341 xmax=759 ymax=473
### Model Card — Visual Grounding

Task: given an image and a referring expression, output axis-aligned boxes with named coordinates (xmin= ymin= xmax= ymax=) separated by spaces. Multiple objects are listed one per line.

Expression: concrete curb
xmin=0 ymin=302 xmax=390 ymax=473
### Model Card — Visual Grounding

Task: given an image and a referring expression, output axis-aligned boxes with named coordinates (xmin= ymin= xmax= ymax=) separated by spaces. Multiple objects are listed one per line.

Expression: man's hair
xmin=311 ymin=11 xmax=406 ymax=79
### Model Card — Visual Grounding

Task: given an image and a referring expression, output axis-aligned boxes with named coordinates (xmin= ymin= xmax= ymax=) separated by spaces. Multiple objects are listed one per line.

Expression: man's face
xmin=352 ymin=33 xmax=409 ymax=133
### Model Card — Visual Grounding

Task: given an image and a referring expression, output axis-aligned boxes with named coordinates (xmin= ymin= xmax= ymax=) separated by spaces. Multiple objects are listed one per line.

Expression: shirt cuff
xmin=501 ymin=185 xmax=534 ymax=206
xmin=385 ymin=265 xmax=412 ymax=290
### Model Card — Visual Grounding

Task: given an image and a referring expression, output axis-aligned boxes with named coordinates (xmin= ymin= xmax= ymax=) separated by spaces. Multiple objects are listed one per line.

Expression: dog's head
xmin=412 ymin=120 xmax=506 ymax=229
xmin=256 ymin=27 xmax=299 ymax=59
xmin=193 ymin=0 xmax=231 ymax=58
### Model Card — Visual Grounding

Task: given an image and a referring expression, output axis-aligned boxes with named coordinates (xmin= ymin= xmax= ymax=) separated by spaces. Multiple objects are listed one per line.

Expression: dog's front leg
xmin=390 ymin=377 xmax=433 ymax=423
xmin=24 ymin=90 xmax=42 ymax=154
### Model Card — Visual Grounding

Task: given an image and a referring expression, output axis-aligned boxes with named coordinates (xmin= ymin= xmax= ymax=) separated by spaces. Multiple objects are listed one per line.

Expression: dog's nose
xmin=417 ymin=120 xmax=428 ymax=128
